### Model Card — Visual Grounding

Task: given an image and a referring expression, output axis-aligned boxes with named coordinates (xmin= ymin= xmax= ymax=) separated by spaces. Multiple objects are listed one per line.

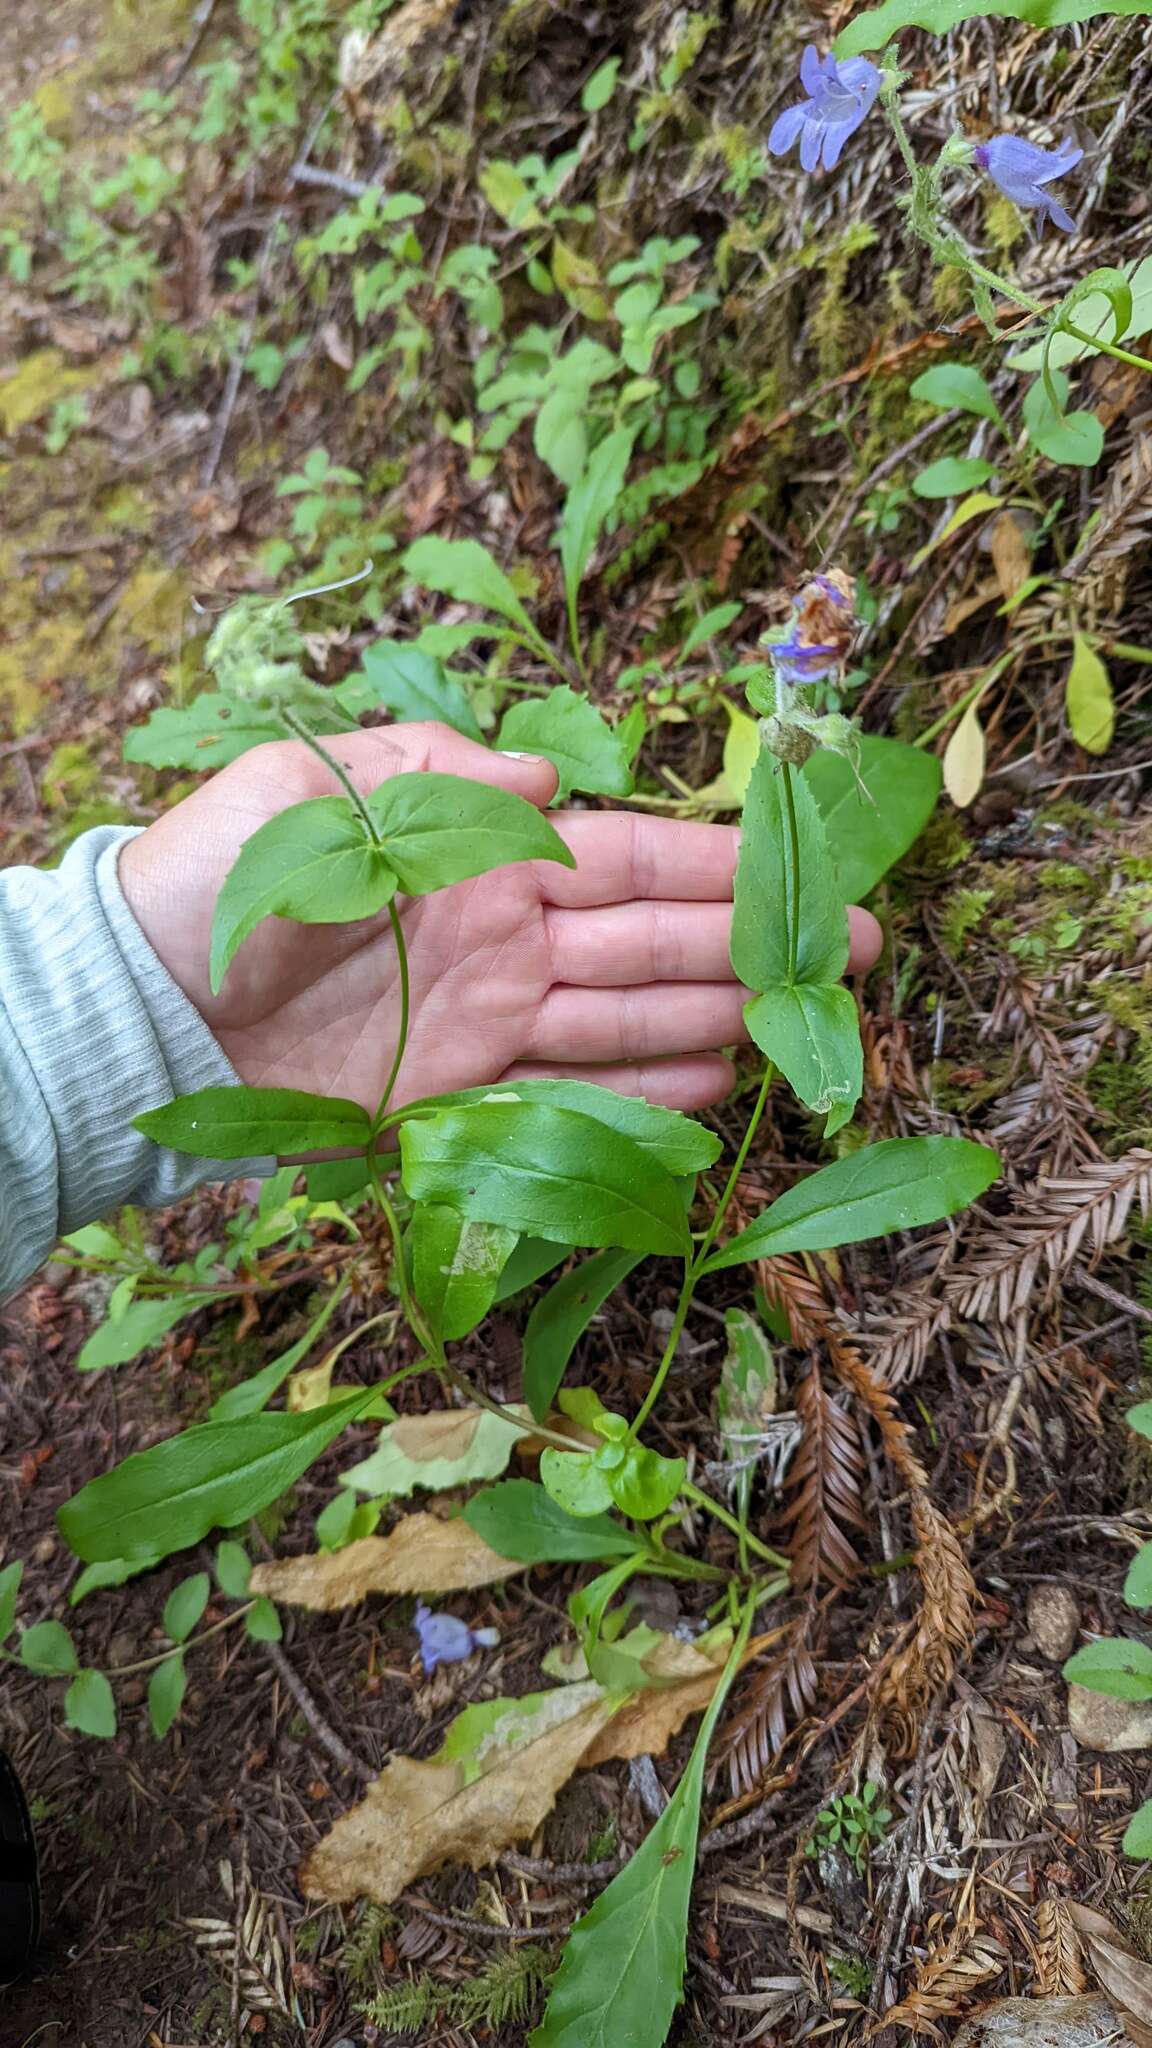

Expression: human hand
xmin=119 ymin=723 xmax=881 ymax=1115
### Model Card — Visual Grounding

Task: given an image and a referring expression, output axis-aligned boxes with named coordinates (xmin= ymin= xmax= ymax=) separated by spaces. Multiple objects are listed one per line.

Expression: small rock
xmin=1068 ymin=1683 xmax=1152 ymax=1752
xmin=1028 ymin=1583 xmax=1081 ymax=1662
xmin=953 ymin=1993 xmax=1136 ymax=2047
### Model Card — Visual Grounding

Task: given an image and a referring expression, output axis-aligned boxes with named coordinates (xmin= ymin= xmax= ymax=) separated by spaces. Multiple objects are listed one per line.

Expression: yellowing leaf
xmin=1066 ymin=633 xmax=1115 ymax=755
xmin=341 ymin=1405 xmax=534 ymax=1498
xmin=287 ymin=1359 xmax=336 ymax=1412
xmin=551 ymin=238 xmax=610 ymax=321
xmin=943 ymin=700 xmax=986 ymax=809
xmin=583 ymin=1630 xmax=731 ymax=1763
xmin=301 ymin=1684 xmax=619 ymax=1904
xmin=249 ymin=1513 xmax=522 ymax=1607
xmin=692 ymin=703 xmax=762 ymax=809
xmin=910 ymin=491 xmax=1002 ymax=569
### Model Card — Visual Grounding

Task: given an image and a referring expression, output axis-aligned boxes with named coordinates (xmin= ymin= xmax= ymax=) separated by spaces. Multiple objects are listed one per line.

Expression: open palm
xmin=119 ymin=723 xmax=881 ymax=1116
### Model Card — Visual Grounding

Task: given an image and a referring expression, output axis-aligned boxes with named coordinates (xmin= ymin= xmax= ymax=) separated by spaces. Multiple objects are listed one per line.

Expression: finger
xmin=499 ymin=1053 xmax=737 ymax=1112
xmin=848 ymin=906 xmax=883 ymax=974
xmin=539 ymin=812 xmax=740 ymax=908
xmin=526 ymin=981 xmax=751 ymax=1063
xmin=285 ymin=721 xmax=561 ymax=810
xmin=546 ymin=900 xmax=736 ymax=987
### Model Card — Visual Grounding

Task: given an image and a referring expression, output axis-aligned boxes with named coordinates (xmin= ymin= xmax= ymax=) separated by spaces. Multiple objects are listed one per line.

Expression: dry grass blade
xmin=776 ymin=1357 xmax=868 ymax=1591
xmin=1035 ymin=1897 xmax=1088 ymax=1996
xmin=870 ymin=1918 xmax=1006 ymax=2040
xmin=1062 ymin=427 xmax=1152 ymax=584
xmin=716 ymin=1626 xmax=820 ymax=1797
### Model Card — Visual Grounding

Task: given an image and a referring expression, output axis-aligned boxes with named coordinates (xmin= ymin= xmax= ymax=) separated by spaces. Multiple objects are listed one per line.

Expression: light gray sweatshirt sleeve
xmin=1 ymin=824 xmax=265 ymax=1297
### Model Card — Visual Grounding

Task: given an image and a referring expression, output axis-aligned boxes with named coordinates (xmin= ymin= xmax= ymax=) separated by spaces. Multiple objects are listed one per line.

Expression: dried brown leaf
xmin=249 ymin=1514 xmax=522 ymax=1609
xmin=1067 ymin=1904 xmax=1152 ymax=2048
xmin=582 ymin=1632 xmax=730 ymax=1765
xmin=989 ymin=510 xmax=1033 ymax=600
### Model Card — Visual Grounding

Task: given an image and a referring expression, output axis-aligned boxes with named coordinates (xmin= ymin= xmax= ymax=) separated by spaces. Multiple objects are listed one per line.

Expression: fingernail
xmin=499 ymin=750 xmax=543 ymax=763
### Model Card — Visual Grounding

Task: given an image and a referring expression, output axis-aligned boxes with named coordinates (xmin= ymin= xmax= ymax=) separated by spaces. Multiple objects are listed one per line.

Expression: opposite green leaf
xmin=745 ymin=983 xmax=863 ymax=1122
xmin=463 ymin=1479 xmax=638 ymax=1562
xmin=705 ymin=1136 xmax=1000 ymax=1272
xmin=912 ymin=456 xmax=997 ymax=498
xmin=58 ymin=1391 xmax=377 ymax=1563
xmin=77 ymin=1294 xmax=203 ymax=1374
xmin=523 ymin=1248 xmax=643 ymax=1420
xmin=1064 ymin=1636 xmax=1152 ymax=1702
xmin=0 ymin=1561 xmax=22 ymax=1643
xmin=70 ymin=1557 xmax=158 ymax=1605
xmin=335 ymin=639 xmax=483 ymax=740
xmin=401 ymin=1100 xmax=691 ymax=1256
xmin=492 ymin=1236 xmax=570 ymax=1301
xmin=216 ymin=1540 xmax=252 ymax=1598
xmin=433 ymin=1077 xmax=721 ymax=1175
xmin=529 ymin=1602 xmax=751 ymax=2048
xmin=539 ymin=1446 xmax=617 ymax=1517
xmin=403 ymin=535 xmax=540 ymax=641
xmin=149 ymin=1652 xmax=187 ymax=1739
xmin=245 ymin=1597 xmax=282 ymax=1641
xmin=496 ymin=687 xmax=634 ymax=802
xmin=209 ymin=796 xmax=396 ymax=991
xmin=801 ymin=735 xmax=941 ymax=902
xmin=582 ymin=56 xmax=621 ymax=111
xmin=135 ymin=1085 xmax=371 ymax=1160
xmin=909 ymin=362 xmax=1005 ymax=426
xmin=20 ymin=1620 xmax=78 ymax=1675
xmin=64 ymin=1669 xmax=117 ymax=1739
xmin=835 ymin=0 xmax=1152 ymax=57
xmin=365 ymin=771 xmax=575 ymax=892
xmin=163 ymin=1572 xmax=211 ymax=1644
xmin=1022 ymin=376 xmax=1104 ymax=467
xmin=123 ymin=693 xmax=288 ymax=771
xmin=731 ymin=750 xmax=849 ymax=993
xmin=413 ymin=1207 xmax=519 ymax=1343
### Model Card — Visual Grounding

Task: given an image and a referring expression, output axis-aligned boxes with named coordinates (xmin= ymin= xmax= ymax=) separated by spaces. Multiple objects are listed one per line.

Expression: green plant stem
xmin=628 ymin=1065 xmax=775 ymax=1444
xmin=682 ymin=1483 xmax=790 ymax=1571
xmin=106 ymin=1603 xmax=257 ymax=1677
xmin=565 ymin=589 xmax=590 ymax=686
xmin=913 ymin=646 xmax=1020 ymax=748
xmin=780 ymin=762 xmax=802 ymax=984
xmin=373 ymin=900 xmax=411 ymax=1129
xmin=280 ymin=708 xmax=383 ymax=845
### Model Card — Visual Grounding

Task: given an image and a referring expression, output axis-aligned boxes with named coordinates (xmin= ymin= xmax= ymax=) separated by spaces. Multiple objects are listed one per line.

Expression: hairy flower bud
xmin=759 ymin=714 xmax=818 ymax=765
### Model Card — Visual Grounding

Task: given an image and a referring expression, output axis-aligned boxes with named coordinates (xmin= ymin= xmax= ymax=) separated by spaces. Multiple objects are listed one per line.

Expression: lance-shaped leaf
xmin=403 ymin=535 xmax=542 ymax=642
xmin=413 ymin=1208 xmax=518 ymax=1344
xmin=559 ymin=428 xmax=634 ymax=617
xmin=745 ymin=983 xmax=862 ymax=1127
xmin=837 ymin=0 xmax=1152 ymax=58
xmin=135 ymin=1086 xmax=371 ymax=1160
xmin=427 ymin=1076 xmax=720 ymax=1175
xmin=731 ymin=750 xmax=849 ymax=995
xmin=250 ymin=1512 xmax=525 ymax=1607
xmin=462 ymin=1480 xmax=638 ymax=1563
xmin=523 ymin=1248 xmax=643 ymax=1420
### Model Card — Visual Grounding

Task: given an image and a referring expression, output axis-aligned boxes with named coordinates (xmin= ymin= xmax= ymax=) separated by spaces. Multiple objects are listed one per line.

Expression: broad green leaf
xmin=539 ymin=1445 xmax=617 ymax=1517
xmin=341 ymin=1405 xmax=531 ymax=1498
xmin=716 ymin=1308 xmax=777 ymax=1528
xmin=64 ymin=1669 xmax=117 ymax=1739
xmin=1044 ymin=266 xmax=1134 ymax=407
xmin=58 ymin=1391 xmax=376 ymax=1563
xmin=731 ymin=751 xmax=849 ymax=993
xmin=836 ymin=0 xmax=1152 ymax=55
xmin=70 ymin=1557 xmax=157 ymax=1605
xmin=912 ymin=456 xmax=997 ymax=498
xmin=910 ymin=362 xmax=1004 ymax=426
xmin=493 ymin=1236 xmax=570 ymax=1301
xmin=1125 ymin=1542 xmax=1152 ymax=1609
xmin=0 ymin=1561 xmax=22 ymax=1643
xmin=1010 ymin=256 xmax=1152 ymax=373
xmin=530 ymin=1606 xmax=750 ymax=2048
xmin=496 ymin=687 xmax=634 ymax=801
xmin=463 ymin=1479 xmax=638 ymax=1563
xmin=77 ymin=1294 xmax=201 ymax=1373
xmin=1022 ymin=377 xmax=1104 ymax=468
xmin=1066 ymin=634 xmax=1114 ymax=754
xmin=20 ymin=1620 xmax=78 ymax=1675
xmin=216 ymin=1540 xmax=252 ymax=1597
xmin=135 ymin=1085 xmax=371 ymax=1159
xmin=582 ymin=56 xmax=621 ymax=111
xmin=1131 ymin=1403 xmax=1152 ymax=1442
xmin=533 ymin=388 xmax=588 ymax=486
xmin=605 ymin=1443 xmax=686 ymax=1520
xmin=430 ymin=1077 xmax=721 ymax=1175
xmin=123 ymin=693 xmax=287 ymax=770
xmin=149 ymin=1652 xmax=186 ymax=1739
xmin=1064 ymin=1637 xmax=1152 ymax=1702
xmin=335 ymin=640 xmax=482 ymax=740
xmin=245 ymin=1597 xmax=282 ymax=1641
xmin=403 ymin=535 xmax=539 ymax=638
xmin=210 ymin=1282 xmax=347 ymax=1422
xmin=559 ymin=428 xmax=634 ymax=615
xmin=303 ymin=1158 xmax=372 ymax=1203
xmin=401 ymin=1100 xmax=692 ymax=1256
xmin=705 ymin=1136 xmax=1000 ymax=1272
xmin=209 ymin=796 xmax=396 ymax=991
xmin=365 ymin=771 xmax=574 ymax=892
xmin=801 ymin=736 xmax=941 ymax=900
xmin=943 ymin=699 xmax=986 ymax=809
xmin=1125 ymin=1799 xmax=1152 ymax=1859
xmin=524 ymin=1248 xmax=643 ymax=1420
xmin=745 ymin=983 xmax=862 ymax=1121
xmin=163 ymin=1573 xmax=211 ymax=1644
xmin=413 ymin=1207 xmax=519 ymax=1343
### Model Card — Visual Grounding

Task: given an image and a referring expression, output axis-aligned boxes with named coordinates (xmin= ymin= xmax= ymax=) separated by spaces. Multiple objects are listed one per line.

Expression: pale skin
xmin=119 ymin=721 xmax=883 ymax=1116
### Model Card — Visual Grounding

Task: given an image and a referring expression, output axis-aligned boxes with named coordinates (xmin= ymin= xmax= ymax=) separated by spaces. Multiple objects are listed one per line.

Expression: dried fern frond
xmin=872 ymin=1919 xmax=1006 ymax=2040
xmin=717 ymin=1625 xmax=820 ymax=1796
xmin=947 ymin=1149 xmax=1152 ymax=1323
xmin=878 ymin=1499 xmax=976 ymax=1751
xmin=1062 ymin=425 xmax=1152 ymax=588
xmin=776 ymin=1358 xmax=868 ymax=1590
xmin=1034 ymin=1897 xmax=1088 ymax=1996
xmin=362 ymin=1946 xmax=551 ymax=2034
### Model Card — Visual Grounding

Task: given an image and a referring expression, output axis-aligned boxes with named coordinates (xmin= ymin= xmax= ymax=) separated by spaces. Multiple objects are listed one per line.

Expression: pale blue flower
xmin=974 ymin=135 xmax=1082 ymax=233
xmin=413 ymin=1602 xmax=499 ymax=1674
xmin=768 ymin=48 xmax=883 ymax=173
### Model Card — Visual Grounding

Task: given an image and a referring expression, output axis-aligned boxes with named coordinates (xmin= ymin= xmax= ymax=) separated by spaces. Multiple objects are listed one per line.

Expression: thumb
xmin=349 ymin=721 xmax=560 ymax=809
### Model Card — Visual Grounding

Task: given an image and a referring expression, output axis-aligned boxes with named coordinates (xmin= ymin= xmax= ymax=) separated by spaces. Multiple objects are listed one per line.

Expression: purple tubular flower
xmin=768 ymin=47 xmax=883 ymax=173
xmin=413 ymin=1602 xmax=499 ymax=1674
xmin=973 ymin=135 xmax=1083 ymax=233
xmin=772 ymin=634 xmax=841 ymax=686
